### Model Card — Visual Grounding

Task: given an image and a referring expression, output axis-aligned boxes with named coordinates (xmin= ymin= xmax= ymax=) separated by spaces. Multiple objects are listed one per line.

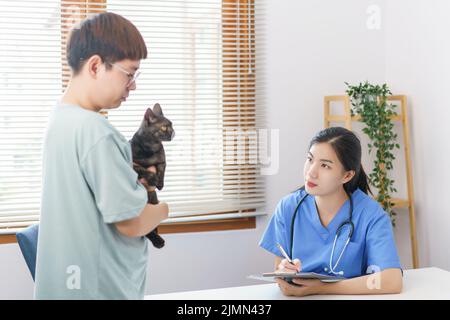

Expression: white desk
xmin=146 ymin=267 xmax=450 ymax=300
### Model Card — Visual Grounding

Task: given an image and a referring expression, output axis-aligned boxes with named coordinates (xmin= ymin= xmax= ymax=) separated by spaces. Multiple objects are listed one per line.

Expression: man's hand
xmin=138 ymin=165 xmax=157 ymax=192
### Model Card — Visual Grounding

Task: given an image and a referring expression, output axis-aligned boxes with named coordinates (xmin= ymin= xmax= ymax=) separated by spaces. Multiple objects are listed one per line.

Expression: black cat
xmin=130 ymin=103 xmax=175 ymax=248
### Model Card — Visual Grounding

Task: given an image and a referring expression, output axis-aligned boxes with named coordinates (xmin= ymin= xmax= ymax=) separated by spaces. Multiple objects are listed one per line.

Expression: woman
xmin=259 ymin=127 xmax=402 ymax=296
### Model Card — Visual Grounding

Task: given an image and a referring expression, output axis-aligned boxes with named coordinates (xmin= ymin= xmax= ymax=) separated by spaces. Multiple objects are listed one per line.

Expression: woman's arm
xmin=276 ymin=268 xmax=402 ymax=297
xmin=315 ymin=268 xmax=403 ymax=295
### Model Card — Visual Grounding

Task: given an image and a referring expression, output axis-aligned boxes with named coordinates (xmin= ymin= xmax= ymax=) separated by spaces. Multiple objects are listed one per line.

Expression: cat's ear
xmin=153 ymin=103 xmax=164 ymax=116
xmin=144 ymin=108 xmax=157 ymax=123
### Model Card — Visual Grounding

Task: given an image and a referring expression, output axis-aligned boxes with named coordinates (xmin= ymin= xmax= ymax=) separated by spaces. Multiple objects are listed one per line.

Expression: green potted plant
xmin=345 ymin=81 xmax=400 ymax=226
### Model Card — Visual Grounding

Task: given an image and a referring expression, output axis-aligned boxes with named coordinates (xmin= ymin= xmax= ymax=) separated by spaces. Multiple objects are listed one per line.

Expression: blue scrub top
xmin=259 ymin=188 xmax=401 ymax=278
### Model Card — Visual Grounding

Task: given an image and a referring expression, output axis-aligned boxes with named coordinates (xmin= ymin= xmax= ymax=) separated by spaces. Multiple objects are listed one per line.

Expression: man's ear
xmin=86 ymin=55 xmax=104 ymax=79
xmin=342 ymin=170 xmax=356 ymax=184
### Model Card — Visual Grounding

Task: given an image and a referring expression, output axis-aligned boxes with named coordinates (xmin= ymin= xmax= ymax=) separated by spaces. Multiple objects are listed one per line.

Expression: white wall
xmin=4 ymin=0 xmax=442 ymax=299
xmin=385 ymin=0 xmax=450 ymax=270
xmin=0 ymin=243 xmax=34 ymax=299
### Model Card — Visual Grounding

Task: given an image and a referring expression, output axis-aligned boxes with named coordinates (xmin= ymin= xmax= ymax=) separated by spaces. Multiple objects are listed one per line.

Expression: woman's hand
xmin=276 ymin=278 xmax=326 ymax=297
xmin=277 ymin=258 xmax=302 ymax=273
xmin=274 ymin=258 xmax=328 ymax=297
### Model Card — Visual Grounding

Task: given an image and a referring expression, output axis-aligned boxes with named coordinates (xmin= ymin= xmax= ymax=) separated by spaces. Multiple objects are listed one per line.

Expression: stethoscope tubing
xmin=289 ymin=188 xmax=355 ymax=275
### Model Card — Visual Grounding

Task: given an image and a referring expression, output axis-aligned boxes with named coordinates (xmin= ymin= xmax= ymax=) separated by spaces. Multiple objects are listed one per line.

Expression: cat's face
xmin=138 ymin=103 xmax=175 ymax=141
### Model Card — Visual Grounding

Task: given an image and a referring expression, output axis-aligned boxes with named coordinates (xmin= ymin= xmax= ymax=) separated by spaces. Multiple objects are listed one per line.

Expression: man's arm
xmin=115 ymin=202 xmax=169 ymax=237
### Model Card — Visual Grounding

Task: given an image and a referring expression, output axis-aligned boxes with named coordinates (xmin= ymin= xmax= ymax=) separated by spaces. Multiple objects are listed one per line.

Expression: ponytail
xmin=344 ymin=165 xmax=372 ymax=195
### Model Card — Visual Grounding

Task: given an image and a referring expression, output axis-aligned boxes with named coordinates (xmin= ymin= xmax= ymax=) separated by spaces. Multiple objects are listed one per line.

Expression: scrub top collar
xmin=305 ymin=190 xmax=357 ymax=242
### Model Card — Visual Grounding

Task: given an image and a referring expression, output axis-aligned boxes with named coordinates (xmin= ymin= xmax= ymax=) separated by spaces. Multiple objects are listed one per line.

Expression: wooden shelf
xmin=366 ymin=197 xmax=409 ymax=209
xmin=325 ymin=114 xmax=402 ymax=122
xmin=324 ymin=94 xmax=418 ymax=268
xmin=391 ymin=198 xmax=410 ymax=209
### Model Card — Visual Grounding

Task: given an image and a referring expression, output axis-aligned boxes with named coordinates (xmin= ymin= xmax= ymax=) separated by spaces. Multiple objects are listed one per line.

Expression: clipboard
xmin=261 ymin=271 xmax=344 ymax=283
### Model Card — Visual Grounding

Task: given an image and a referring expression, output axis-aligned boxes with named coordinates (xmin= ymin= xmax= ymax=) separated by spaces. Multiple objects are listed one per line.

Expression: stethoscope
xmin=290 ymin=189 xmax=355 ymax=276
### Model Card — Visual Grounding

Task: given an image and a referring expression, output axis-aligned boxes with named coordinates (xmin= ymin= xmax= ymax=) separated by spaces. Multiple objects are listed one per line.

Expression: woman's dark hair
xmin=67 ymin=12 xmax=148 ymax=75
xmin=308 ymin=127 xmax=372 ymax=195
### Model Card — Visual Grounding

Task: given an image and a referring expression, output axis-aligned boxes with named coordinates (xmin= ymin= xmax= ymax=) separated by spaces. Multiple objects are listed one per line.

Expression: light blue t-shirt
xmin=35 ymin=102 xmax=149 ymax=299
xmin=259 ymin=188 xmax=401 ymax=278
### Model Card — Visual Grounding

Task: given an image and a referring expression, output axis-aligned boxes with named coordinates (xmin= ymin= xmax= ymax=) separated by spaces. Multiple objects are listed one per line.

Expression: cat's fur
xmin=130 ymin=103 xmax=175 ymax=248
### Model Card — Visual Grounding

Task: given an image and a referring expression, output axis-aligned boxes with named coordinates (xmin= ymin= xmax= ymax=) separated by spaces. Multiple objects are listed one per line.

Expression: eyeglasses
xmin=108 ymin=62 xmax=141 ymax=86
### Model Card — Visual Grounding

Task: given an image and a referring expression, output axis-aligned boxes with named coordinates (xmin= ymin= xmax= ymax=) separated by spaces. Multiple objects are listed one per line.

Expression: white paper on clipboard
xmin=248 ymin=272 xmax=344 ymax=283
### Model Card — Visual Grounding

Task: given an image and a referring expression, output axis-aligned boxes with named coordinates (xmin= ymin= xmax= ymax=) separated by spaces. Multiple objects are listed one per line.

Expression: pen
xmin=276 ymin=243 xmax=294 ymax=265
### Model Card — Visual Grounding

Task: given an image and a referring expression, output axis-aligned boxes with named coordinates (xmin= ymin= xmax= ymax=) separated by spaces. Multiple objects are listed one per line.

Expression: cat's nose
xmin=171 ymin=130 xmax=175 ymax=140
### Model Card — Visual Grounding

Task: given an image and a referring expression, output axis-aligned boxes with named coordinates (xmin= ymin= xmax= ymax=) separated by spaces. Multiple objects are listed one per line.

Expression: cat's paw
xmin=139 ymin=178 xmax=156 ymax=192
xmin=156 ymin=181 xmax=164 ymax=190
xmin=146 ymin=229 xmax=165 ymax=248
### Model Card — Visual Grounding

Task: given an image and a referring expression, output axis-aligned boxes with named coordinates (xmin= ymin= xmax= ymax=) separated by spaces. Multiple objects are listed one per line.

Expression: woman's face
xmin=303 ymin=142 xmax=355 ymax=196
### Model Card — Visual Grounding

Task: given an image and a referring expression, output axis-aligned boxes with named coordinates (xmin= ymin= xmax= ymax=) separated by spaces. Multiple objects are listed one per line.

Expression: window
xmin=0 ymin=0 xmax=264 ymax=240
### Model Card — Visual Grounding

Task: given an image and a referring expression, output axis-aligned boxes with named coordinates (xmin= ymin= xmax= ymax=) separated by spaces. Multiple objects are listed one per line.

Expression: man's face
xmin=93 ymin=58 xmax=141 ymax=110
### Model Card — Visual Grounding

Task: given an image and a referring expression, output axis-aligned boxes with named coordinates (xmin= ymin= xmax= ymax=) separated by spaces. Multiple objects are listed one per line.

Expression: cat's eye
xmin=161 ymin=126 xmax=167 ymax=131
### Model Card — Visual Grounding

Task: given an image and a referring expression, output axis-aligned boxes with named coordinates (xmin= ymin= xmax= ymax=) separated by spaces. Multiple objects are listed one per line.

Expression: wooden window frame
xmin=0 ymin=0 xmax=258 ymax=244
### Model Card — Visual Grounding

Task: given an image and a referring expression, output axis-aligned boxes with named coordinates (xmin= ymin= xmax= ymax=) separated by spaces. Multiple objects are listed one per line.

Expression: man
xmin=35 ymin=12 xmax=168 ymax=299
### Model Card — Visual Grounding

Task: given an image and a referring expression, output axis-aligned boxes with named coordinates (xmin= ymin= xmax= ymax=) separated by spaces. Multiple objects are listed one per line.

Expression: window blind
xmin=0 ymin=0 xmax=266 ymax=234
xmin=0 ymin=0 xmax=63 ymax=233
